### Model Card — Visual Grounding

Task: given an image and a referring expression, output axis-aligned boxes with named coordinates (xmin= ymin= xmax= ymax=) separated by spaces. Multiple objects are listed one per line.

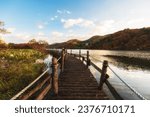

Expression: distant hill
xmin=49 ymin=39 xmax=81 ymax=49
xmin=49 ymin=27 xmax=150 ymax=50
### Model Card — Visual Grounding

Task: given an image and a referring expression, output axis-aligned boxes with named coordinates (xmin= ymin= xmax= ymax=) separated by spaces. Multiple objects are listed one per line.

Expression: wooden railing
xmin=11 ymin=49 xmax=66 ymax=100
xmin=11 ymin=69 xmax=51 ymax=100
xmin=69 ymin=49 xmax=146 ymax=100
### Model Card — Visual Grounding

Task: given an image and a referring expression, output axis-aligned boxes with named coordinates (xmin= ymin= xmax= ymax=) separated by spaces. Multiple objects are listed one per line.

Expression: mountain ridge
xmin=49 ymin=27 xmax=150 ymax=50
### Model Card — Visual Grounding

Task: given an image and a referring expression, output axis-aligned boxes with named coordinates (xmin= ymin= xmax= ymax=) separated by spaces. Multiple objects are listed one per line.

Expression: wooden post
xmin=86 ymin=51 xmax=90 ymax=67
xmin=98 ymin=60 xmax=108 ymax=90
xmin=65 ymin=49 xmax=67 ymax=54
xmin=61 ymin=48 xmax=65 ymax=72
xmin=65 ymin=49 xmax=68 ymax=60
xmin=79 ymin=49 xmax=81 ymax=60
xmin=51 ymin=57 xmax=58 ymax=95
xmin=70 ymin=49 xmax=72 ymax=55
xmin=82 ymin=56 xmax=85 ymax=62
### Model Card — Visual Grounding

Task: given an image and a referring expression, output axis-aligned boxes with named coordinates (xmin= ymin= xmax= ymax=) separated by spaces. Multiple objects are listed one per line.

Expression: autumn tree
xmin=28 ymin=39 xmax=37 ymax=44
xmin=28 ymin=39 xmax=48 ymax=53
xmin=38 ymin=40 xmax=48 ymax=45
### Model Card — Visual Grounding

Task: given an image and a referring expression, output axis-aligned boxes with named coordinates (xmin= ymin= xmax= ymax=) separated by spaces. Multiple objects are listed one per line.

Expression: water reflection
xmin=44 ymin=54 xmax=52 ymax=74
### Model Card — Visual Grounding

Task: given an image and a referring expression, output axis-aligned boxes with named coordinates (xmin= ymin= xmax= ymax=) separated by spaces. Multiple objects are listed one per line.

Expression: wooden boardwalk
xmin=48 ymin=55 xmax=109 ymax=100
xmin=11 ymin=49 xmax=145 ymax=100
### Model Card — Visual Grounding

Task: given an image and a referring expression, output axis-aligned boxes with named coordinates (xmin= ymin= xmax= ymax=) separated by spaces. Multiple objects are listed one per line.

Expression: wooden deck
xmin=48 ymin=55 xmax=109 ymax=100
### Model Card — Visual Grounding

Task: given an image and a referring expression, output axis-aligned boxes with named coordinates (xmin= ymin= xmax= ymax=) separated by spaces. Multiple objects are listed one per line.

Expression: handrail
xmin=11 ymin=68 xmax=50 ymax=100
xmin=90 ymin=61 xmax=102 ymax=73
xmin=57 ymin=56 xmax=61 ymax=62
xmin=70 ymin=50 xmax=146 ymax=100
xmin=11 ymin=49 xmax=67 ymax=100
xmin=108 ymin=65 xmax=146 ymax=100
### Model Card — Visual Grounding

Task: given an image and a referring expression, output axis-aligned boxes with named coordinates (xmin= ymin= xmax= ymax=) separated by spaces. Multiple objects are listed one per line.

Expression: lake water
xmin=68 ymin=49 xmax=150 ymax=100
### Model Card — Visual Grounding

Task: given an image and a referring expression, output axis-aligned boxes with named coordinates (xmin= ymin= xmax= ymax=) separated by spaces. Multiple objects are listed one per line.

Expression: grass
xmin=0 ymin=49 xmax=46 ymax=99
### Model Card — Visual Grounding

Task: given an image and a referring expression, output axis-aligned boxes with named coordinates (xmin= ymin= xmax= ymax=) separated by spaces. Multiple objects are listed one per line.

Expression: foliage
xmin=0 ymin=49 xmax=46 ymax=99
xmin=0 ymin=21 xmax=10 ymax=34
xmin=49 ymin=39 xmax=80 ymax=49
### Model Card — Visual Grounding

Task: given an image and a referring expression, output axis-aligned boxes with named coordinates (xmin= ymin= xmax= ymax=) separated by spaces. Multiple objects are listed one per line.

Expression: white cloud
xmin=57 ymin=9 xmax=71 ymax=15
xmin=57 ymin=10 xmax=62 ymax=14
xmin=49 ymin=31 xmax=64 ymax=43
xmin=65 ymin=10 xmax=71 ymax=14
xmin=51 ymin=31 xmax=63 ymax=37
xmin=7 ymin=27 xmax=16 ymax=33
xmin=50 ymin=15 xmax=58 ymax=21
xmin=50 ymin=17 xmax=55 ymax=21
xmin=91 ymin=20 xmax=115 ymax=35
xmin=2 ymin=32 xmax=32 ymax=43
xmin=61 ymin=18 xmax=65 ymax=22
xmin=61 ymin=18 xmax=94 ymax=28
xmin=38 ymin=24 xmax=44 ymax=29
xmin=38 ymin=32 xmax=45 ymax=36
xmin=126 ymin=18 xmax=149 ymax=28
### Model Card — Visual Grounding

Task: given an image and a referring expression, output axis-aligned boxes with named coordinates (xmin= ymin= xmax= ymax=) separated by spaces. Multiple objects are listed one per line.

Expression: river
xmin=68 ymin=49 xmax=150 ymax=100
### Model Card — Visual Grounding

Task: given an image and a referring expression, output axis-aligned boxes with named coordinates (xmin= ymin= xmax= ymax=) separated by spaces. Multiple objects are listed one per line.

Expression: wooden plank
xmin=36 ymin=84 xmax=51 ymax=100
xmin=47 ymin=55 xmax=109 ymax=100
xmin=21 ymin=76 xmax=51 ymax=99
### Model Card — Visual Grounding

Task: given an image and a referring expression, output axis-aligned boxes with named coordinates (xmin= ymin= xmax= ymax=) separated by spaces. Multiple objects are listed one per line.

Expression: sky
xmin=0 ymin=0 xmax=150 ymax=44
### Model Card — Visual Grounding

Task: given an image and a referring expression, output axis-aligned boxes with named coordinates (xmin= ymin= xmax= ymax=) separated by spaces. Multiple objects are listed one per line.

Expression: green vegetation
xmin=0 ymin=49 xmax=46 ymax=99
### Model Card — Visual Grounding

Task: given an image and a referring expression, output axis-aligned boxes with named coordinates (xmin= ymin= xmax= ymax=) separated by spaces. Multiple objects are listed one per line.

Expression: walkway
xmin=49 ymin=55 xmax=109 ymax=100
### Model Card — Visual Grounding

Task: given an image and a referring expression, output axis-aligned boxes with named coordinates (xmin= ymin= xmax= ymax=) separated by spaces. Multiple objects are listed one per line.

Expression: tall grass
xmin=0 ymin=49 xmax=45 ymax=99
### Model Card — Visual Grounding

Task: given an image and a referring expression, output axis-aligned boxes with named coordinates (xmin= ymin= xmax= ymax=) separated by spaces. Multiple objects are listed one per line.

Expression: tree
xmin=38 ymin=40 xmax=48 ymax=45
xmin=28 ymin=39 xmax=37 ymax=44
xmin=0 ymin=21 xmax=9 ymax=34
xmin=8 ymin=43 xmax=15 ymax=48
xmin=0 ymin=21 xmax=10 ymax=49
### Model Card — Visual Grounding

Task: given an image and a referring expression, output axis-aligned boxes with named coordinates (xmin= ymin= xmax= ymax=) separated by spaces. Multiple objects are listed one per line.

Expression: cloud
xmin=51 ymin=31 xmax=63 ymax=37
xmin=91 ymin=20 xmax=115 ymax=35
xmin=57 ymin=10 xmax=62 ymax=14
xmin=49 ymin=31 xmax=64 ymax=43
xmin=38 ymin=32 xmax=45 ymax=36
xmin=38 ymin=24 xmax=44 ymax=29
xmin=2 ymin=32 xmax=32 ymax=43
xmin=61 ymin=18 xmax=94 ymax=28
xmin=57 ymin=9 xmax=71 ymax=15
xmin=50 ymin=17 xmax=55 ymax=21
xmin=65 ymin=10 xmax=71 ymax=14
xmin=7 ymin=27 xmax=16 ymax=33
xmin=50 ymin=15 xmax=58 ymax=21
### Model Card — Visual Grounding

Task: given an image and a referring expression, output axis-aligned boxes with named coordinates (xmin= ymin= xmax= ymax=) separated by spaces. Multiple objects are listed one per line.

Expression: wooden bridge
xmin=48 ymin=55 xmax=108 ymax=100
xmin=11 ymin=49 xmax=146 ymax=100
